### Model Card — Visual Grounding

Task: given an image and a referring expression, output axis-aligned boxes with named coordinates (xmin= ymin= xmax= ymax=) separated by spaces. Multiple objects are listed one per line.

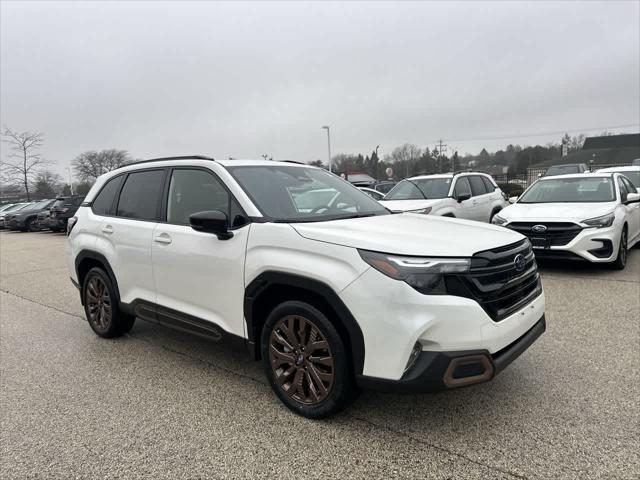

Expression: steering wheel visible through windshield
xmin=227 ymin=165 xmax=390 ymax=222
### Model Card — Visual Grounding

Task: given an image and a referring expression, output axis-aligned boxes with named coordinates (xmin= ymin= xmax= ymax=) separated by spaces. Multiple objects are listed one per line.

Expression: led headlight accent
xmin=358 ymin=250 xmax=470 ymax=294
xmin=407 ymin=207 xmax=432 ymax=215
xmin=491 ymin=214 xmax=507 ymax=225
xmin=582 ymin=213 xmax=615 ymax=228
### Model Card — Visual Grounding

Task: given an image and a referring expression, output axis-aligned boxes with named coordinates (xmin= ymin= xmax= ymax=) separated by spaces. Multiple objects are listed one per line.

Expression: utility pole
xmin=435 ymin=139 xmax=447 ymax=173
xmin=322 ymin=126 xmax=332 ymax=172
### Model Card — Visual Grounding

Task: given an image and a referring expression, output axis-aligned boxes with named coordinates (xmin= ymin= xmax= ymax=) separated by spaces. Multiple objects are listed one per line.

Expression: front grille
xmin=446 ymin=239 xmax=542 ymax=322
xmin=507 ymin=222 xmax=582 ymax=248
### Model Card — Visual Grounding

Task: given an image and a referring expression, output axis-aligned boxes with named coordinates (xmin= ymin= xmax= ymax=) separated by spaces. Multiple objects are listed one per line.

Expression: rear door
xmin=151 ymin=166 xmax=250 ymax=338
xmin=468 ymin=175 xmax=491 ymax=221
xmin=96 ymin=168 xmax=165 ymax=305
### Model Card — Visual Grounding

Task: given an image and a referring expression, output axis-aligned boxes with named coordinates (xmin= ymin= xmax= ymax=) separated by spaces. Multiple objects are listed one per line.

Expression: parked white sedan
xmin=380 ymin=172 xmax=508 ymax=222
xmin=493 ymin=173 xmax=640 ymax=269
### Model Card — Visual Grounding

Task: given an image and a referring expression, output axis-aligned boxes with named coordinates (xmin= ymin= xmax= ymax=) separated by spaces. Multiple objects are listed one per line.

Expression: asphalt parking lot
xmin=0 ymin=231 xmax=638 ymax=479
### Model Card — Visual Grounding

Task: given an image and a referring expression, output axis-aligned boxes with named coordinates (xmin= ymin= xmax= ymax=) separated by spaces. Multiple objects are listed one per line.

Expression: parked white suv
xmin=380 ymin=172 xmax=508 ymax=222
xmin=66 ymin=157 xmax=546 ymax=418
xmin=493 ymin=173 xmax=640 ymax=269
xmin=595 ymin=166 xmax=640 ymax=188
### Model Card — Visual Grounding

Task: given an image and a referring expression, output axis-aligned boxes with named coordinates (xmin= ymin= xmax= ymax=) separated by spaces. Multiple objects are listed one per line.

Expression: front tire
xmin=609 ymin=228 xmax=627 ymax=270
xmin=82 ymin=267 xmax=135 ymax=337
xmin=24 ymin=218 xmax=37 ymax=232
xmin=261 ymin=301 xmax=357 ymax=418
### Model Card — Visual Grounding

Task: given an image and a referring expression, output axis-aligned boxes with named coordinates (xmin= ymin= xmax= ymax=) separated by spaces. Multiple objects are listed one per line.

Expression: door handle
xmin=102 ymin=225 xmax=114 ymax=234
xmin=154 ymin=233 xmax=172 ymax=244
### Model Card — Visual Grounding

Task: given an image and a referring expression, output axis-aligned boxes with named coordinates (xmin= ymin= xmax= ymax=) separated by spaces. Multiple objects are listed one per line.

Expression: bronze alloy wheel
xmin=86 ymin=276 xmax=112 ymax=330
xmin=269 ymin=315 xmax=335 ymax=405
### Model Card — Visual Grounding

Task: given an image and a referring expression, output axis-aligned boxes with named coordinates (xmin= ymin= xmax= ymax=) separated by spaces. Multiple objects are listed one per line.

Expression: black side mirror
xmin=456 ymin=192 xmax=471 ymax=203
xmin=189 ymin=210 xmax=234 ymax=240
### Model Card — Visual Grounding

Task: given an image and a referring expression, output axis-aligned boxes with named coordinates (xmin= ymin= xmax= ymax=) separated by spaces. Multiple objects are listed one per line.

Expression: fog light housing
xmin=404 ymin=342 xmax=422 ymax=374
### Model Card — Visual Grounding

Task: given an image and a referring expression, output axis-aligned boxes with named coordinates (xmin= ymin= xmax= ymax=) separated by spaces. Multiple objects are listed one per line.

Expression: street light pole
xmin=322 ymin=125 xmax=332 ymax=172
xmin=67 ymin=167 xmax=74 ymax=195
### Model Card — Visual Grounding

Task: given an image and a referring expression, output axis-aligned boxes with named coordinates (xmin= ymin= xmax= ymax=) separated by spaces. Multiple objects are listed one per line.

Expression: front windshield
xmin=227 ymin=165 xmax=389 ymax=222
xmin=385 ymin=178 xmax=451 ymax=200
xmin=519 ymin=177 xmax=615 ymax=203
xmin=13 ymin=203 xmax=32 ymax=211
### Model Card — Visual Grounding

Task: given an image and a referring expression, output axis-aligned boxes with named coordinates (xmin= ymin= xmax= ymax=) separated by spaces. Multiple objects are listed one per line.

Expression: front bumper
xmin=526 ymin=225 xmax=621 ymax=263
xmin=7 ymin=218 xmax=25 ymax=229
xmin=339 ymin=266 xmax=545 ymax=381
xmin=357 ymin=315 xmax=545 ymax=393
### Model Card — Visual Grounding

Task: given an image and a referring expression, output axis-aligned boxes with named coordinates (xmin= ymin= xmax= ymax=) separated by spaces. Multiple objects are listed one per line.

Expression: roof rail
xmin=452 ymin=169 xmax=486 ymax=175
xmin=126 ymin=155 xmax=216 ymax=167
xmin=281 ymin=160 xmax=305 ymax=165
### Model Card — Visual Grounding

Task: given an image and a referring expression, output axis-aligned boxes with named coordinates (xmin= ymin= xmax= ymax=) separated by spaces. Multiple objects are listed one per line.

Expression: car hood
xmin=501 ymin=202 xmax=617 ymax=222
xmin=378 ymin=199 xmax=444 ymax=212
xmin=291 ymin=213 xmax=524 ymax=256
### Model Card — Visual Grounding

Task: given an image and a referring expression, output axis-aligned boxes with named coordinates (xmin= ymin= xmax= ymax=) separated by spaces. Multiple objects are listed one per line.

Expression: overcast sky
xmin=1 ymin=0 xmax=639 ymax=178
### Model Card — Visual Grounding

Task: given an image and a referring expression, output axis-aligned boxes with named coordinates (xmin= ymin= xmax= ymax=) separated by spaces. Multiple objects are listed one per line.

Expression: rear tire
xmin=82 ymin=267 xmax=135 ymax=338
xmin=261 ymin=300 xmax=357 ymax=418
xmin=609 ymin=228 xmax=627 ymax=270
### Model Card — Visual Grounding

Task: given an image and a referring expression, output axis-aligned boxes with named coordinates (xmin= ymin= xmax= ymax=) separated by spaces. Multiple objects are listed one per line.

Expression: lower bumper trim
xmin=356 ymin=315 xmax=546 ymax=394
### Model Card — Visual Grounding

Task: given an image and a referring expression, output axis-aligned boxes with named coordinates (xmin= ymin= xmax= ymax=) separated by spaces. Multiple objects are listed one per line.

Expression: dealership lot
xmin=0 ymin=231 xmax=638 ymax=479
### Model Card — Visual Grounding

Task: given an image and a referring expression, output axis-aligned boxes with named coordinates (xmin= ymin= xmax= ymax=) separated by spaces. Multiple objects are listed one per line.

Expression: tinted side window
xmin=92 ymin=176 xmax=124 ymax=216
xmin=454 ymin=177 xmax=472 ymax=198
xmin=469 ymin=176 xmax=488 ymax=196
xmin=618 ymin=178 xmax=629 ymax=201
xmin=167 ymin=169 xmax=230 ymax=225
xmin=116 ymin=170 xmax=165 ymax=220
xmin=622 ymin=177 xmax=637 ymax=194
xmin=481 ymin=176 xmax=496 ymax=192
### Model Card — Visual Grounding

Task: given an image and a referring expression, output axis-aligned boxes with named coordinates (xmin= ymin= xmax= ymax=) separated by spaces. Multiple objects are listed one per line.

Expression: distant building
xmin=532 ymin=133 xmax=640 ymax=169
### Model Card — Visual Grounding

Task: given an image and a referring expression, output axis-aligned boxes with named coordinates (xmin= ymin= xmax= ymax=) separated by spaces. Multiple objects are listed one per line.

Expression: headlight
xmin=582 ymin=213 xmax=615 ymax=228
xmin=359 ymin=249 xmax=470 ymax=295
xmin=491 ymin=214 xmax=508 ymax=225
xmin=407 ymin=207 xmax=432 ymax=215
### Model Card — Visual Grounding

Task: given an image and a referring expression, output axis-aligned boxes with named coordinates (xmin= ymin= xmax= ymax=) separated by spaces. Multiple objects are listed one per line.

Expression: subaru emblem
xmin=531 ymin=224 xmax=547 ymax=233
xmin=514 ymin=254 xmax=526 ymax=272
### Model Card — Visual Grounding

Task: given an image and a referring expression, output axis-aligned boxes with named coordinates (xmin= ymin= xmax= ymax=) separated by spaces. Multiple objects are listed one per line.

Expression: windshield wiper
xmin=336 ymin=212 xmax=380 ymax=220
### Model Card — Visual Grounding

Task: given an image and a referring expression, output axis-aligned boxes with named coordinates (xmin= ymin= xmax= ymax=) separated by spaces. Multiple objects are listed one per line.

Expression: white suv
xmin=493 ymin=173 xmax=640 ymax=269
xmin=380 ymin=172 xmax=508 ymax=222
xmin=66 ymin=157 xmax=546 ymax=418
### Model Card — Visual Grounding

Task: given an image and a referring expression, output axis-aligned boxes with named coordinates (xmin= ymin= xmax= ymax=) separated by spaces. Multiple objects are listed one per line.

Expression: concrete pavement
xmin=1 ymin=230 xmax=638 ymax=479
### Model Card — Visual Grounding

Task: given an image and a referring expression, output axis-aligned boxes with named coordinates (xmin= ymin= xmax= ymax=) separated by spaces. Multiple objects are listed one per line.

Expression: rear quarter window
xmin=92 ymin=175 xmax=125 ymax=216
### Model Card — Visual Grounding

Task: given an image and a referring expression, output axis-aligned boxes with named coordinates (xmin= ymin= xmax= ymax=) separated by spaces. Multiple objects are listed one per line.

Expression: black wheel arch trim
xmin=74 ymin=250 xmax=121 ymax=305
xmin=244 ymin=271 xmax=366 ymax=375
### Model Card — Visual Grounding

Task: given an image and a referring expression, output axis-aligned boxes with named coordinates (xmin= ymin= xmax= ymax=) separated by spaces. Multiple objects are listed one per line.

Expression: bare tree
xmin=72 ymin=149 xmax=132 ymax=182
xmin=386 ymin=143 xmax=422 ymax=178
xmin=2 ymin=127 xmax=49 ymax=201
xmin=32 ymin=170 xmax=62 ymax=199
